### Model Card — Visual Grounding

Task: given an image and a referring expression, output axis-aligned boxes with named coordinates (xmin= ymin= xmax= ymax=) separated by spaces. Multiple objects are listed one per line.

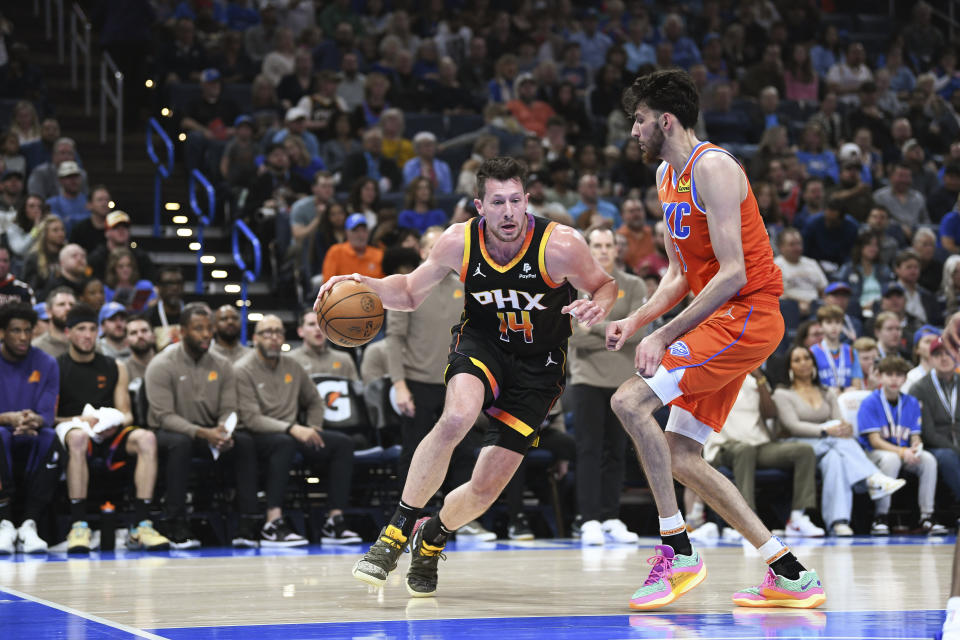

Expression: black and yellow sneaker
xmin=352 ymin=524 xmax=407 ymax=587
xmin=406 ymin=516 xmax=446 ymax=598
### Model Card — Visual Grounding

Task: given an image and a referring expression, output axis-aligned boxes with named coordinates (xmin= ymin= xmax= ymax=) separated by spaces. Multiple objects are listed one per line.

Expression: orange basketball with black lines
xmin=317 ymin=280 xmax=384 ymax=348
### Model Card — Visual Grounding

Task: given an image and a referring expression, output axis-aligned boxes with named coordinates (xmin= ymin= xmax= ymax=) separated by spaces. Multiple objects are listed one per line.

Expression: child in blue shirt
xmin=810 ymin=305 xmax=862 ymax=391
xmin=857 ymin=355 xmax=946 ymax=535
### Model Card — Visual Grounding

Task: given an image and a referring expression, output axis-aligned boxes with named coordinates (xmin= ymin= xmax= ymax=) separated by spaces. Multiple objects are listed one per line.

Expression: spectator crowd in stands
xmin=5 ymin=0 xmax=960 ymax=552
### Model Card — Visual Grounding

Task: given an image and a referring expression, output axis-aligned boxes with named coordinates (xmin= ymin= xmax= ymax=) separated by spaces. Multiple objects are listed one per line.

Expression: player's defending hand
xmin=313 ymin=273 xmax=363 ymax=313
xmin=606 ymin=316 xmax=638 ymax=351
xmin=562 ymin=299 xmax=605 ymax=328
xmin=634 ymin=332 xmax=668 ymax=377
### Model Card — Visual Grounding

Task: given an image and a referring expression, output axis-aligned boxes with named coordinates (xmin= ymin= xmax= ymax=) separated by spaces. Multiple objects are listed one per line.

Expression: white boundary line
xmin=1 ymin=586 xmax=168 ymax=639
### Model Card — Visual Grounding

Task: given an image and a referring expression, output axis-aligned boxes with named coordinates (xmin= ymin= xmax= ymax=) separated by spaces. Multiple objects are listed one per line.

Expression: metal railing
xmin=55 ymin=0 xmax=64 ymax=62
xmin=146 ymin=118 xmax=174 ymax=238
xmin=929 ymin=1 xmax=960 ymax=40
xmin=69 ymin=3 xmax=92 ymax=115
xmin=232 ymin=220 xmax=262 ymax=345
xmin=188 ymin=170 xmax=215 ymax=295
xmin=100 ymin=52 xmax=124 ymax=172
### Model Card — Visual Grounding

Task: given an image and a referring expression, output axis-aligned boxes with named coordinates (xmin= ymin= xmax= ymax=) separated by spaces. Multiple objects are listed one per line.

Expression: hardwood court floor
xmin=0 ymin=536 xmax=952 ymax=638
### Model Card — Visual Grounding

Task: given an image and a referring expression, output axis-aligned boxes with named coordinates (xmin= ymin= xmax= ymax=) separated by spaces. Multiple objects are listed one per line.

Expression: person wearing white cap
xmin=402 ymin=132 xmax=453 ymax=194
xmin=88 ymin=210 xmax=155 ymax=283
xmin=273 ymin=106 xmax=320 ymax=158
xmin=901 ymin=138 xmax=940 ymax=200
xmin=27 ymin=137 xmax=88 ymax=201
xmin=45 ymin=161 xmax=89 ymax=229
xmin=832 ymin=152 xmax=874 ymax=222
xmin=506 ymin=73 xmax=556 ymax=137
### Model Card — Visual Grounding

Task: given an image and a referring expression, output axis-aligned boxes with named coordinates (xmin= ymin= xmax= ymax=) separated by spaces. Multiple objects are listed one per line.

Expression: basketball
xmin=317 ymin=280 xmax=384 ymax=348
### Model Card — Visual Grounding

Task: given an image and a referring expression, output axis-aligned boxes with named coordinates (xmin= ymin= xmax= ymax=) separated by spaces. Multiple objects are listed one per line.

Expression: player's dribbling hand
xmin=561 ymin=299 xmax=605 ymax=327
xmin=313 ymin=273 xmax=364 ymax=313
xmin=635 ymin=333 xmax=668 ymax=377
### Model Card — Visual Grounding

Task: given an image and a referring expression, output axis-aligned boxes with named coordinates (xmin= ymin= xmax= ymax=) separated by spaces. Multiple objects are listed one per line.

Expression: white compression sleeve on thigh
xmin=664 ymin=406 xmax=715 ymax=445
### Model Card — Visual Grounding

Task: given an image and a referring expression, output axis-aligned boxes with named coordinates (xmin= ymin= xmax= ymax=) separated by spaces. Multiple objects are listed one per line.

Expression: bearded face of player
xmin=476 ymin=177 xmax=528 ymax=244
xmin=631 ymin=106 xmax=666 ymax=164
xmin=68 ymin=321 xmax=98 ymax=355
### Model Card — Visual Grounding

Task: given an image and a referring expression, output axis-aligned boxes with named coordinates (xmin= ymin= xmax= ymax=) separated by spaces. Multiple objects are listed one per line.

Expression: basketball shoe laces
xmin=408 ymin=537 xmax=447 ymax=584
xmin=367 ymin=529 xmax=407 ymax=568
xmin=643 ymin=549 xmax=675 ymax=586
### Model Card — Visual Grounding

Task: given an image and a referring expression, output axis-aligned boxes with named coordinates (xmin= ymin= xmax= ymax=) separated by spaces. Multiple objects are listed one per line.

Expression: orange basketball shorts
xmin=657 ymin=293 xmax=783 ymax=432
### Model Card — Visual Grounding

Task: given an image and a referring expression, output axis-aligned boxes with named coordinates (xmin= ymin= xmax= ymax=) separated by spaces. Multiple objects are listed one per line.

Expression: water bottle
xmin=100 ymin=501 xmax=116 ymax=552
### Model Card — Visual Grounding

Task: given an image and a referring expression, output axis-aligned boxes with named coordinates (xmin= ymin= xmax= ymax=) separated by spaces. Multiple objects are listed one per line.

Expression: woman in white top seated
xmin=772 ymin=345 xmax=906 ymax=536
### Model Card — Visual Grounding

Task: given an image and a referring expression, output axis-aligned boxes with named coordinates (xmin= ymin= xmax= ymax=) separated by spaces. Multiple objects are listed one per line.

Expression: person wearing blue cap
xmin=320 ymin=213 xmax=384 ymax=283
xmin=31 ymin=302 xmax=49 ymax=339
xmin=820 ymin=281 xmax=862 ymax=341
xmin=97 ymin=301 xmax=130 ymax=360
xmin=221 ymin=115 xmax=258 ymax=191
xmin=811 ymin=304 xmax=862 ymax=392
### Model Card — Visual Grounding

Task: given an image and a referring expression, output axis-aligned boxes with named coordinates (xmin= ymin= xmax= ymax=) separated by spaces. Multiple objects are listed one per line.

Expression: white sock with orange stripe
xmin=758 ymin=536 xmax=788 ymax=564
xmin=658 ymin=512 xmax=693 ymax=556
xmin=658 ymin=512 xmax=685 ymax=535
xmin=759 ymin=536 xmax=805 ymax=580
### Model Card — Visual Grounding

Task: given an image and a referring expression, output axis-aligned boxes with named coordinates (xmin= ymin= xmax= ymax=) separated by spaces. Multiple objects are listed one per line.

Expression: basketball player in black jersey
xmin=315 ymin=157 xmax=617 ymax=597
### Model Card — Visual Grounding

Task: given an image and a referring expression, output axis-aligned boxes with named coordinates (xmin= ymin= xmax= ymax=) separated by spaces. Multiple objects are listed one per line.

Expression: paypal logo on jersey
xmin=662 ymin=201 xmax=692 ymax=240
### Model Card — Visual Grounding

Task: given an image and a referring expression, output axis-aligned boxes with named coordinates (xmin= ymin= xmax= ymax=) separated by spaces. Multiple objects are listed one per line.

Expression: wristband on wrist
xmin=285 ymin=423 xmax=295 ymax=434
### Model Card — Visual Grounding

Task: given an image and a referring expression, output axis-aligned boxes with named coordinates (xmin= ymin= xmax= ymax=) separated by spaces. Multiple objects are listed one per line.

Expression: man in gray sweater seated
xmin=235 ymin=314 xmax=359 ymax=545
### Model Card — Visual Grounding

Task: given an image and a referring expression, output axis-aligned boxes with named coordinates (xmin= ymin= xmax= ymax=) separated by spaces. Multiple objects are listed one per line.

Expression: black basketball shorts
xmin=444 ymin=328 xmax=566 ymax=454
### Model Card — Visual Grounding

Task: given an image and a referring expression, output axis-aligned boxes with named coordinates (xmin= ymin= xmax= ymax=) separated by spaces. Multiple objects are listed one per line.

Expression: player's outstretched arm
xmin=314 ymin=224 xmax=465 ymax=313
xmin=545 ymin=225 xmax=617 ymax=327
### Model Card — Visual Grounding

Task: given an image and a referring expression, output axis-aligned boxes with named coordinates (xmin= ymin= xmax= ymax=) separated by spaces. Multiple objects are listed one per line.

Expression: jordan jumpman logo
xmin=545 ymin=352 xmax=558 ymax=366
xmin=473 ymin=264 xmax=486 ymax=277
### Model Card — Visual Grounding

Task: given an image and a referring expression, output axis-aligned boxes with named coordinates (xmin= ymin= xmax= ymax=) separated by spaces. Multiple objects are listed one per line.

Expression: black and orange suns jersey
xmin=457 ymin=214 xmax=576 ymax=357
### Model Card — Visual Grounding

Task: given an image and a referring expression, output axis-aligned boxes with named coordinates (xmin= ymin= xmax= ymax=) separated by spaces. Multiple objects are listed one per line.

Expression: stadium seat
xmin=404 ymin=112 xmax=446 ymax=139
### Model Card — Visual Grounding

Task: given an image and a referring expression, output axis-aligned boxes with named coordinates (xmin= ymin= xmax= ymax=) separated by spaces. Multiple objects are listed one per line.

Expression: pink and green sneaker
xmin=732 ymin=568 xmax=826 ymax=609
xmin=629 ymin=544 xmax=707 ymax=610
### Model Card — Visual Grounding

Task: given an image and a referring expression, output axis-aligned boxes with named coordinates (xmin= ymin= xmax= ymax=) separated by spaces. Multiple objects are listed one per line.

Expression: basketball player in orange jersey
xmin=315 ymin=157 xmax=617 ymax=598
xmin=605 ymin=70 xmax=826 ymax=610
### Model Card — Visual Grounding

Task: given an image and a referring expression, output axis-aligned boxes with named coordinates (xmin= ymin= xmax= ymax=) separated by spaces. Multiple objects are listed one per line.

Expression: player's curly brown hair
xmin=621 ymin=69 xmax=700 ymax=129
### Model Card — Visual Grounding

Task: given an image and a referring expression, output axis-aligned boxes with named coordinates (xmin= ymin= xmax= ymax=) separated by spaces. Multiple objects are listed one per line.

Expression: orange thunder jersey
xmin=656 ymin=142 xmax=783 ymax=299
